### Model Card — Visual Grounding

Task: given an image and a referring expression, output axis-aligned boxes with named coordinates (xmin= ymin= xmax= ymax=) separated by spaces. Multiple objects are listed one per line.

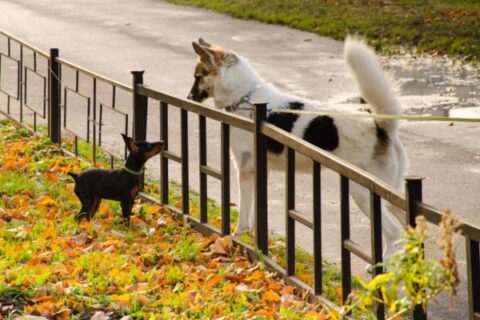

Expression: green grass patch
xmin=165 ymin=0 xmax=480 ymax=61
xmin=0 ymin=172 xmax=35 ymax=196
xmin=0 ymin=119 xmax=327 ymax=319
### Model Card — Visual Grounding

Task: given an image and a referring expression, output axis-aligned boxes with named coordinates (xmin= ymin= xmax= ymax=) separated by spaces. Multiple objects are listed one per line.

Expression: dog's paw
xmin=233 ymin=225 xmax=251 ymax=236
xmin=74 ymin=212 xmax=87 ymax=222
xmin=365 ymin=264 xmax=373 ymax=274
xmin=365 ymin=264 xmax=386 ymax=274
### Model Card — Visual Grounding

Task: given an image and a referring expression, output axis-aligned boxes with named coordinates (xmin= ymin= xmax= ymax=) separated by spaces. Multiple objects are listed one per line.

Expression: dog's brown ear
xmin=121 ymin=134 xmax=138 ymax=153
xmin=192 ymin=42 xmax=216 ymax=69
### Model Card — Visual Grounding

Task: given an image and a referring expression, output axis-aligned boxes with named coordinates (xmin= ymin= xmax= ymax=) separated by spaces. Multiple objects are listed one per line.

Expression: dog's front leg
xmin=231 ymin=129 xmax=255 ymax=235
xmin=121 ymin=200 xmax=133 ymax=225
xmin=234 ymin=167 xmax=255 ymax=235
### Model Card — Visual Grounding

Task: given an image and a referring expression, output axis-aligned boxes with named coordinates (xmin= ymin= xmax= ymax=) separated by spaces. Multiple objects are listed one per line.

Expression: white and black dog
xmin=187 ymin=37 xmax=407 ymax=258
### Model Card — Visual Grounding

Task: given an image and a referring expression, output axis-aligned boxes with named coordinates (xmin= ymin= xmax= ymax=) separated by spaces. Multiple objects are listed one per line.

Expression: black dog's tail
xmin=67 ymin=172 xmax=78 ymax=181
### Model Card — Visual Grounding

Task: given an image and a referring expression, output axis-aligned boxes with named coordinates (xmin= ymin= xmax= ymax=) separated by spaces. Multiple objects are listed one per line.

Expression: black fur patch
xmin=188 ymin=77 xmax=209 ymax=102
xmin=288 ymin=101 xmax=304 ymax=110
xmin=266 ymin=112 xmax=299 ymax=154
xmin=374 ymin=121 xmax=389 ymax=155
xmin=375 ymin=122 xmax=389 ymax=143
xmin=303 ymin=116 xmax=339 ymax=151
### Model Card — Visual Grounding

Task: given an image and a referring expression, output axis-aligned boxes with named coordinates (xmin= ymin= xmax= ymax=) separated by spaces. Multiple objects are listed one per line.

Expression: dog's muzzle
xmin=187 ymin=90 xmax=209 ymax=102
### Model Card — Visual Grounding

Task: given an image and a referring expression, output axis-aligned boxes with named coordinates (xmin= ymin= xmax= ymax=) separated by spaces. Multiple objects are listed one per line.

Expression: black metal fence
xmin=1 ymin=30 xmax=479 ymax=320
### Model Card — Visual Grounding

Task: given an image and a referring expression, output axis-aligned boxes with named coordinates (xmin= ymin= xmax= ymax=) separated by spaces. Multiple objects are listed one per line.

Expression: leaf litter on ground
xmin=0 ymin=120 xmax=327 ymax=319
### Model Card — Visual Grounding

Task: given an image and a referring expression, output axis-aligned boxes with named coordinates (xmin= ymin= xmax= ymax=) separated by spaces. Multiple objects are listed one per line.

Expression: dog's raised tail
xmin=67 ymin=172 xmax=78 ymax=181
xmin=344 ymin=36 xmax=400 ymax=135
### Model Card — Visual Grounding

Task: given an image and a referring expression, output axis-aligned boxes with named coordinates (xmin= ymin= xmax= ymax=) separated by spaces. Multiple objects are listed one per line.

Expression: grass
xmin=0 ymin=119 xmax=330 ymax=319
xmin=164 ymin=0 xmax=480 ymax=61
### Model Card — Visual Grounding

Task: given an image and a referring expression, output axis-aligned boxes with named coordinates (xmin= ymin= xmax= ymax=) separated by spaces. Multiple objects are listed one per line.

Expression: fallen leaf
xmin=263 ymin=290 xmax=281 ymax=302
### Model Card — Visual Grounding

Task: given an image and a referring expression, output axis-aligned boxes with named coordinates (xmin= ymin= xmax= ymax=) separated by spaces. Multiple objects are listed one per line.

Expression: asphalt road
xmin=1 ymin=0 xmax=479 ymax=318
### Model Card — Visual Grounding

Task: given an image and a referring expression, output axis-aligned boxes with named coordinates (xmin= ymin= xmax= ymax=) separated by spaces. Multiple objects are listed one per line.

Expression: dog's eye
xmin=194 ymin=75 xmax=202 ymax=80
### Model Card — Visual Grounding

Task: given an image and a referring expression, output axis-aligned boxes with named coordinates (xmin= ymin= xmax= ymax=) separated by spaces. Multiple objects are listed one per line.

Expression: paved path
xmin=1 ymin=0 xmax=479 ymax=318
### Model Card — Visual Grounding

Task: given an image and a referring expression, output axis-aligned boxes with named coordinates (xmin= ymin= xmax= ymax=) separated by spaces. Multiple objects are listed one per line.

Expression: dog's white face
xmin=187 ymin=38 xmax=237 ymax=103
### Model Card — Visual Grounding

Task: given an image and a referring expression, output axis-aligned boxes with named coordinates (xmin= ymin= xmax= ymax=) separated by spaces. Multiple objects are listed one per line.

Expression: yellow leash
xmin=269 ymin=108 xmax=480 ymax=123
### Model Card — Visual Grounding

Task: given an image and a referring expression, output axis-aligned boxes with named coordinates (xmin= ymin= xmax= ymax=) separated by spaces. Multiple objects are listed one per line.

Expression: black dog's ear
xmin=121 ymin=134 xmax=138 ymax=153
xmin=198 ymin=38 xmax=212 ymax=47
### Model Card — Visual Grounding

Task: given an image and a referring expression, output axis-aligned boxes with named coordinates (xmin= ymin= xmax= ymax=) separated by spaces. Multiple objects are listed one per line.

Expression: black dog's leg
xmin=75 ymin=195 xmax=93 ymax=222
xmin=121 ymin=201 xmax=133 ymax=225
xmin=87 ymin=197 xmax=101 ymax=221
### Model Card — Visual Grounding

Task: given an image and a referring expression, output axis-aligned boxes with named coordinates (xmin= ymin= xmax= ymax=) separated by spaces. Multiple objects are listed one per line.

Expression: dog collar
xmin=225 ymin=84 xmax=261 ymax=112
xmin=122 ymin=166 xmax=144 ymax=176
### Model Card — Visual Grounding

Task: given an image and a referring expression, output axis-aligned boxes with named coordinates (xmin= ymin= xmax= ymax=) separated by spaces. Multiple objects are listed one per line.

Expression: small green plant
xmin=166 ymin=265 xmax=184 ymax=284
xmin=326 ymin=209 xmax=460 ymax=319
xmin=0 ymin=284 xmax=35 ymax=315
xmin=172 ymin=239 xmax=200 ymax=262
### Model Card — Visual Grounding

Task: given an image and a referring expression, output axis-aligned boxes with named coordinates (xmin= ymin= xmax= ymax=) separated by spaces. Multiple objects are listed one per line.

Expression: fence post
xmin=405 ymin=176 xmax=427 ymax=320
xmin=340 ymin=175 xmax=351 ymax=304
xmin=467 ymin=238 xmax=480 ymax=320
xmin=220 ymin=123 xmax=230 ymax=235
xmin=131 ymin=71 xmax=147 ymax=142
xmin=131 ymin=71 xmax=147 ymax=189
xmin=285 ymin=147 xmax=295 ymax=276
xmin=160 ymin=102 xmax=169 ymax=205
xmin=48 ymin=48 xmax=61 ymax=144
xmin=253 ymin=103 xmax=268 ymax=255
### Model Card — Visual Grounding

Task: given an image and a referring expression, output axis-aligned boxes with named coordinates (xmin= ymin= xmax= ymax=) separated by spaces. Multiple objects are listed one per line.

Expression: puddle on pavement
xmin=385 ymin=55 xmax=480 ymax=118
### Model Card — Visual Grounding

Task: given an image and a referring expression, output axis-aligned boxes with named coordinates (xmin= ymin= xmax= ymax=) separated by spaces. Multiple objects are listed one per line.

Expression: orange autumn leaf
xmin=255 ymin=309 xmax=275 ymax=317
xmin=38 ymin=195 xmax=56 ymax=207
xmin=262 ymin=290 xmax=281 ymax=302
xmin=335 ymin=287 xmax=343 ymax=298
xmin=137 ymin=294 xmax=151 ymax=305
xmin=99 ymin=203 xmax=113 ymax=215
xmin=145 ymin=205 xmax=161 ymax=215
xmin=245 ymin=270 xmax=263 ymax=282
xmin=44 ymin=172 xmax=59 ymax=183
xmin=208 ymin=260 xmax=218 ymax=269
xmin=28 ymin=301 xmax=56 ymax=317
xmin=130 ymin=216 xmax=143 ymax=224
xmin=280 ymin=287 xmax=295 ymax=294
xmin=305 ymin=311 xmax=324 ymax=319
xmin=111 ymin=293 xmax=131 ymax=303
xmin=207 ymin=274 xmax=222 ymax=288
xmin=223 ymin=282 xmax=236 ymax=295
xmin=267 ymin=282 xmax=282 ymax=291
xmin=158 ymin=241 xmax=169 ymax=250
xmin=298 ymin=273 xmax=314 ymax=286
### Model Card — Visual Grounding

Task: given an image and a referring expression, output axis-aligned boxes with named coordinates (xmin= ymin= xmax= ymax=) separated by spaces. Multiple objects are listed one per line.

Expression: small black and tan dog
xmin=68 ymin=134 xmax=163 ymax=224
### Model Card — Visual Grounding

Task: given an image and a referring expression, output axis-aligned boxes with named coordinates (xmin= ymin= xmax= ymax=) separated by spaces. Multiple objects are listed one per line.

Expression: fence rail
xmin=1 ymin=30 xmax=479 ymax=320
